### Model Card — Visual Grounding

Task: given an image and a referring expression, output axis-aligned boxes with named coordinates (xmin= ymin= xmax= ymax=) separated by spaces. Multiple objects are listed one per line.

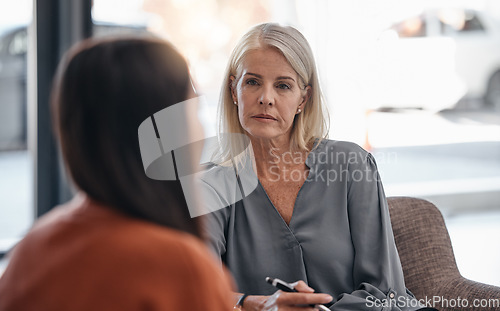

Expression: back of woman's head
xmin=52 ymin=37 xmax=202 ymax=237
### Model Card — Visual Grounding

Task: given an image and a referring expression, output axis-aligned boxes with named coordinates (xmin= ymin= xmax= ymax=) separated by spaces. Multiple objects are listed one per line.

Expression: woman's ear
xmin=229 ymin=75 xmax=238 ymax=103
xmin=299 ymin=85 xmax=312 ymax=109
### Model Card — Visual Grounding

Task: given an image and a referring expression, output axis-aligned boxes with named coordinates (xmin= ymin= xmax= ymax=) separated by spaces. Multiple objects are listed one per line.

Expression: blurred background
xmin=1 ymin=0 xmax=499 ymax=286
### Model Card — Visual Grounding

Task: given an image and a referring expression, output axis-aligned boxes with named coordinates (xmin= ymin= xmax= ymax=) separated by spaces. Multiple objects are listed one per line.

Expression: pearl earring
xmin=234 ymin=101 xmax=237 ymax=105
xmin=297 ymin=108 xmax=302 ymax=113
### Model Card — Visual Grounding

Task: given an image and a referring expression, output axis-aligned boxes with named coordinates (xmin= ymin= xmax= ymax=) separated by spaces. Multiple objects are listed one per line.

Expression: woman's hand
xmin=243 ymin=281 xmax=333 ymax=310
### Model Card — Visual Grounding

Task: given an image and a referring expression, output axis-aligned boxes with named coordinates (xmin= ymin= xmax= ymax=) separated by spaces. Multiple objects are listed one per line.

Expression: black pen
xmin=265 ymin=277 xmax=331 ymax=311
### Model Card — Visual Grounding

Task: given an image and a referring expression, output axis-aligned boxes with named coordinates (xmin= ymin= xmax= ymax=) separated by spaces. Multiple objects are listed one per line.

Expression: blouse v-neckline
xmin=252 ymin=141 xmax=323 ymax=228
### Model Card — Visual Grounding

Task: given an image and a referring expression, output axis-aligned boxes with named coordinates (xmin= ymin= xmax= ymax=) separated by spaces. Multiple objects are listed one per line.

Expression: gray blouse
xmin=200 ymin=139 xmax=419 ymax=311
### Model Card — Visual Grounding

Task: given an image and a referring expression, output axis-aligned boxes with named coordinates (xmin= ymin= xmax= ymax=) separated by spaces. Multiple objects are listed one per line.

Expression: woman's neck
xmin=249 ymin=136 xmax=308 ymax=180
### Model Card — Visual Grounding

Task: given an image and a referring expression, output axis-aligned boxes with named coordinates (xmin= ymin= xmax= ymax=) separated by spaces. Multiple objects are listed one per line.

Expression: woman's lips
xmin=252 ymin=114 xmax=277 ymax=122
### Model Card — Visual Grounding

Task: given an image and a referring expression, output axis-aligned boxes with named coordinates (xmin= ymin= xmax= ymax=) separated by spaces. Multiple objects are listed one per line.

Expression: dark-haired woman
xmin=0 ymin=37 xmax=234 ymax=311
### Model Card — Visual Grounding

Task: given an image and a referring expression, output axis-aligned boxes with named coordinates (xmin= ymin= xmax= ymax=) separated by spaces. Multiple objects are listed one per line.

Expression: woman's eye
xmin=277 ymin=83 xmax=291 ymax=90
xmin=246 ymin=79 xmax=259 ymax=86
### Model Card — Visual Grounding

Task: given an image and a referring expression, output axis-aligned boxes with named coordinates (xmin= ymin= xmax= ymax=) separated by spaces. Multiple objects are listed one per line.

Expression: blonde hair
xmin=215 ymin=23 xmax=329 ymax=165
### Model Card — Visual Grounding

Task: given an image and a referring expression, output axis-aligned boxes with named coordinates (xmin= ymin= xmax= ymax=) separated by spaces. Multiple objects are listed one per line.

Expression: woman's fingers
xmin=277 ymin=291 xmax=333 ymax=306
xmin=262 ymin=291 xmax=281 ymax=310
xmin=262 ymin=281 xmax=333 ymax=310
xmin=290 ymin=280 xmax=315 ymax=293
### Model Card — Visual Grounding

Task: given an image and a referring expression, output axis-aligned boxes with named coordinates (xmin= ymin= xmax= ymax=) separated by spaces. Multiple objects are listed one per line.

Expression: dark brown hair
xmin=51 ymin=36 xmax=202 ymax=238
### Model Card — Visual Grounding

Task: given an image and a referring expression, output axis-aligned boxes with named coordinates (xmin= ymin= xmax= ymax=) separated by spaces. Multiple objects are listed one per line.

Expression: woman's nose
xmin=259 ymin=85 xmax=274 ymax=106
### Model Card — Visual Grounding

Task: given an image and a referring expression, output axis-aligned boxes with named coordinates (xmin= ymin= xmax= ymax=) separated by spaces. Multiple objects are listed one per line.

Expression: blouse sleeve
xmin=330 ymin=153 xmax=420 ymax=311
xmin=198 ymin=178 xmax=230 ymax=263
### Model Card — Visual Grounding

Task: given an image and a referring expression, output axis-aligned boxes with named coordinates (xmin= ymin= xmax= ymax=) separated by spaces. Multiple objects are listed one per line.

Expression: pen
xmin=265 ymin=277 xmax=331 ymax=311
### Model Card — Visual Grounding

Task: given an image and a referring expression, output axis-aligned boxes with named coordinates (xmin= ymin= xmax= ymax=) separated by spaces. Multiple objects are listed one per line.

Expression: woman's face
xmin=231 ymin=48 xmax=310 ymax=143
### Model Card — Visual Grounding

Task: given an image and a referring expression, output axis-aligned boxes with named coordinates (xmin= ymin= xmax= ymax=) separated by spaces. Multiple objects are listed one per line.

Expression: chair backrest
xmin=388 ymin=197 xmax=500 ymax=310
xmin=387 ymin=197 xmax=460 ymax=298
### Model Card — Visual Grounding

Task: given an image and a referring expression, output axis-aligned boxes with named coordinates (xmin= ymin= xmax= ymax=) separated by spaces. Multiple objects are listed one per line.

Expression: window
xmin=0 ymin=1 xmax=33 ymax=256
xmin=439 ymin=9 xmax=485 ymax=36
xmin=391 ymin=15 xmax=426 ymax=38
xmin=8 ymin=29 xmax=27 ymax=56
xmin=91 ymin=0 xmax=272 ymax=134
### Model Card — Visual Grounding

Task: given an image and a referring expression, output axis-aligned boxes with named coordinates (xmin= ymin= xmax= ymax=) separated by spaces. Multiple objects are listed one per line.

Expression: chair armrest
xmin=432 ymin=275 xmax=500 ymax=311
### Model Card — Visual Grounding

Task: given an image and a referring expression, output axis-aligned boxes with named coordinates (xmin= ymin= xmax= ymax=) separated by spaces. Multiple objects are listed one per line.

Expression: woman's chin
xmin=242 ymin=122 xmax=292 ymax=141
xmin=245 ymin=130 xmax=288 ymax=142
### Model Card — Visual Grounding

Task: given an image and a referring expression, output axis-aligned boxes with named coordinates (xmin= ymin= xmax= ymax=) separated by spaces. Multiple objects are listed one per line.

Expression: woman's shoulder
xmin=13 ymin=195 xmax=204 ymax=260
xmin=107 ymin=213 xmax=213 ymax=264
xmin=13 ymin=195 xmax=227 ymax=276
xmin=92 ymin=209 xmax=234 ymax=308
xmin=200 ymin=162 xmax=236 ymax=182
xmin=315 ymin=138 xmax=368 ymax=155
xmin=71 ymin=198 xmax=220 ymax=269
xmin=310 ymin=139 xmax=371 ymax=165
xmin=1 ymin=196 xmax=234 ymax=310
xmin=198 ymin=158 xmax=257 ymax=203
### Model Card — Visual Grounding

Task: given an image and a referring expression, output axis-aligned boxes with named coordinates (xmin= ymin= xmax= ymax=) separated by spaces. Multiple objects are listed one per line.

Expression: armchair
xmin=388 ymin=197 xmax=500 ymax=311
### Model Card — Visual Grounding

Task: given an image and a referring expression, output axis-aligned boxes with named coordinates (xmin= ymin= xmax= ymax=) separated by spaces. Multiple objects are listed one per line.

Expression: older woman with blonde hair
xmin=202 ymin=23 xmax=420 ymax=311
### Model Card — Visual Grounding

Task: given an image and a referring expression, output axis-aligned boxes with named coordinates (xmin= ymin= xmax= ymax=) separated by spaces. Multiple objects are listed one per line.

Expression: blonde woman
xmin=201 ymin=23 xmax=420 ymax=311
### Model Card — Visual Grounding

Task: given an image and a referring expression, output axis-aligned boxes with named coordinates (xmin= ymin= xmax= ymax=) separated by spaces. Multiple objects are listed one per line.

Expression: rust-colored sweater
xmin=0 ymin=194 xmax=234 ymax=311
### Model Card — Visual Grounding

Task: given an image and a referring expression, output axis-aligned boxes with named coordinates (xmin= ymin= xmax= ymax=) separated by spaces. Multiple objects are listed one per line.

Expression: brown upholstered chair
xmin=388 ymin=197 xmax=500 ymax=311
